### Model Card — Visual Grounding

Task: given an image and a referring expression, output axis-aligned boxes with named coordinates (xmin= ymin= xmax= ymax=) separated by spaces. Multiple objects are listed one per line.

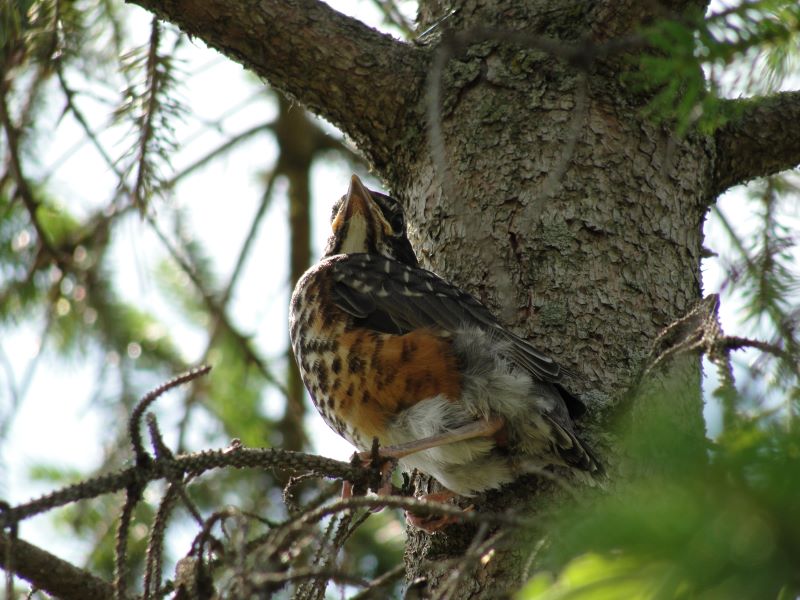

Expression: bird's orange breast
xmin=331 ymin=328 xmax=461 ymax=443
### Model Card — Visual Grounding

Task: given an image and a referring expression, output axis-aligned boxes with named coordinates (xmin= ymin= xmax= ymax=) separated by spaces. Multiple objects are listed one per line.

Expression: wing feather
xmin=329 ymin=254 xmax=570 ymax=383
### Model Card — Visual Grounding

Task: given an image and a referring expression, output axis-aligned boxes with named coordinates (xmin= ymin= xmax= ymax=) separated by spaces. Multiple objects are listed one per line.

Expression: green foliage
xmin=115 ymin=17 xmax=186 ymax=214
xmin=0 ymin=192 xmax=43 ymax=319
xmin=713 ymin=176 xmax=800 ymax=397
xmin=631 ymin=0 xmax=800 ymax=133
xmin=204 ymin=329 xmax=273 ymax=446
xmin=521 ymin=385 xmax=800 ymax=599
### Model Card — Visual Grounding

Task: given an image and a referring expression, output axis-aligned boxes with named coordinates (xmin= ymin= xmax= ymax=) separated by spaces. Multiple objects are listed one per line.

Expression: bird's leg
xmin=342 ymin=455 xmax=397 ymax=504
xmin=359 ymin=415 xmax=505 ymax=462
xmin=346 ymin=416 xmax=505 ymax=522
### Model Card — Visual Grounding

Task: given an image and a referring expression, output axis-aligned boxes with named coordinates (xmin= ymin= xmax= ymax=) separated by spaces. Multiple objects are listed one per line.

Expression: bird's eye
xmin=390 ymin=212 xmax=405 ymax=233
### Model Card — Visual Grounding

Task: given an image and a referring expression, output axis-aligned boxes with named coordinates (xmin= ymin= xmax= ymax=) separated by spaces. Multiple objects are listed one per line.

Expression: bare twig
xmin=370 ymin=0 xmax=415 ymax=37
xmin=1 ymin=445 xmax=367 ymax=528
xmin=639 ymin=293 xmax=799 ymax=430
xmin=160 ymin=122 xmax=274 ymax=190
xmin=129 ymin=365 xmax=212 ymax=465
xmin=143 ymin=484 xmax=180 ymax=600
xmin=54 ymin=25 xmax=124 ymax=181
xmin=0 ymin=76 xmax=66 ymax=263
xmin=349 ymin=563 xmax=405 ymax=600
xmin=435 ymin=524 xmax=503 ymax=600
xmin=272 ymin=495 xmax=521 ymax=552
xmin=293 ymin=512 xmax=342 ymax=600
xmin=113 ymin=485 xmax=140 ymax=600
xmin=221 ymin=169 xmax=279 ymax=314
xmin=254 ymin=567 xmax=370 ymax=590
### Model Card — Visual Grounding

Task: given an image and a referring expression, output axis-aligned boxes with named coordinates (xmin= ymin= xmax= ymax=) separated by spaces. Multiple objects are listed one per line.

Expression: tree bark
xmin=0 ymin=532 xmax=119 ymax=600
xmin=124 ymin=0 xmax=796 ymax=596
xmin=712 ymin=92 xmax=800 ymax=197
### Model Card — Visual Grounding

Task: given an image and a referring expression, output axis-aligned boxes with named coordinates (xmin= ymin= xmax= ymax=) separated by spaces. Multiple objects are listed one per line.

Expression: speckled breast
xmin=289 ymin=257 xmax=462 ymax=451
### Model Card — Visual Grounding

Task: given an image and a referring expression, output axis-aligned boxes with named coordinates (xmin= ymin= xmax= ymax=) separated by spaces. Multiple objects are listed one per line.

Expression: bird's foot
xmin=342 ymin=442 xmax=399 ymax=512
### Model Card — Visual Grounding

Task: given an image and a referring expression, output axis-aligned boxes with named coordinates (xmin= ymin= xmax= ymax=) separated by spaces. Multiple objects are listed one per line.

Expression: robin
xmin=289 ymin=175 xmax=600 ymax=528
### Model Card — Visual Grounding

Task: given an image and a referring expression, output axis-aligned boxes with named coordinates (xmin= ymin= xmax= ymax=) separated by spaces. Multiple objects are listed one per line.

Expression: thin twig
xmin=435 ymin=524 xmax=502 ymax=600
xmin=271 ymin=495 xmax=521 ymax=555
xmin=54 ymin=36 xmax=124 ymax=180
xmin=160 ymin=122 xmax=273 ymax=190
xmin=293 ymin=512 xmax=342 ymax=600
xmin=143 ymin=484 xmax=180 ymax=600
xmin=113 ymin=485 xmax=141 ymax=600
xmin=253 ymin=567 xmax=370 ymax=590
xmin=129 ymin=366 xmax=212 ymax=465
xmin=349 ymin=564 xmax=405 ymax=600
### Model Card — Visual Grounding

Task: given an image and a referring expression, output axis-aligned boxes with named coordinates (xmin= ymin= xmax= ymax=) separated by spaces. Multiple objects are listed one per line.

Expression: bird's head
xmin=324 ymin=175 xmax=418 ymax=267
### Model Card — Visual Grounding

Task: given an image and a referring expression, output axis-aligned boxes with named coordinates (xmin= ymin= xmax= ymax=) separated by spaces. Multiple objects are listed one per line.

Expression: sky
xmin=1 ymin=0 xmax=797 ymax=566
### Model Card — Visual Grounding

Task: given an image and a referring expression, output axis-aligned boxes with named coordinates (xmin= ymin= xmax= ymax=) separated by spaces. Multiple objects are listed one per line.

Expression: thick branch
xmin=126 ymin=0 xmax=425 ymax=169
xmin=0 ymin=532 xmax=119 ymax=600
xmin=712 ymin=91 xmax=800 ymax=197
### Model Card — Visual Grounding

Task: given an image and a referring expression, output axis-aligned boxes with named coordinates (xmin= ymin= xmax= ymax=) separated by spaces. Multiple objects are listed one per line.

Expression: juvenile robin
xmin=289 ymin=175 xmax=600 ymax=527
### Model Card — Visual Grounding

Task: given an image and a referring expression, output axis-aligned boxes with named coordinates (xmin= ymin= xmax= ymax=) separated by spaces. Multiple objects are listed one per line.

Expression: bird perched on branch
xmin=289 ymin=175 xmax=600 ymax=528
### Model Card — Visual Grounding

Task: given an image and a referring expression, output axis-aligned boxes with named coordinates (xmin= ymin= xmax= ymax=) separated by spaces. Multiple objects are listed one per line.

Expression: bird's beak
xmin=343 ymin=174 xmax=372 ymax=219
xmin=330 ymin=175 xmax=374 ymax=254
xmin=332 ymin=174 xmax=371 ymax=234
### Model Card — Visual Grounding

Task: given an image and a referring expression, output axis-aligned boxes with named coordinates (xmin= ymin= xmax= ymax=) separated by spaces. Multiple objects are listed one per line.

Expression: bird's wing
xmin=328 ymin=253 xmax=568 ymax=383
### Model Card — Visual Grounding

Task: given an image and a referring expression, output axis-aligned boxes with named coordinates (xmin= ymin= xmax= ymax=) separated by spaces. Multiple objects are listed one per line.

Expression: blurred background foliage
xmin=522 ymin=399 xmax=800 ymax=600
xmin=1 ymin=0 xmax=414 ymax=594
xmin=0 ymin=0 xmax=799 ymax=598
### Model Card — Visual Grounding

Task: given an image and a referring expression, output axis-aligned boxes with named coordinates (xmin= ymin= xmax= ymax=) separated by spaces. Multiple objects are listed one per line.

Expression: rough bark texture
xmin=0 ymin=532 xmax=118 ymax=600
xmin=124 ymin=0 xmax=798 ymax=596
xmin=713 ymin=91 xmax=800 ymax=197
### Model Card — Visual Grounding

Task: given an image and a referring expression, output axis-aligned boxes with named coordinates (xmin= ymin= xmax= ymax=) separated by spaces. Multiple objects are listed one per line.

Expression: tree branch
xmin=0 ymin=532 xmax=120 ymax=600
xmin=0 ymin=446 xmax=365 ymax=527
xmin=712 ymin=91 xmax=800 ymax=197
xmin=126 ymin=0 xmax=426 ymax=169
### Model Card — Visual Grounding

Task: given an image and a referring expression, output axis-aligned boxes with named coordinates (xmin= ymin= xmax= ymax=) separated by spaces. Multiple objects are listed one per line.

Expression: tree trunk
xmin=123 ymin=0 xmax=800 ymax=596
xmin=393 ymin=2 xmax=709 ymax=594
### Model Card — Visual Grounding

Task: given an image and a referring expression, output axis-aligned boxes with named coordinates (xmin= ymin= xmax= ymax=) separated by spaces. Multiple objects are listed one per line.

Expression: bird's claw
xmin=342 ymin=445 xmax=399 ymax=512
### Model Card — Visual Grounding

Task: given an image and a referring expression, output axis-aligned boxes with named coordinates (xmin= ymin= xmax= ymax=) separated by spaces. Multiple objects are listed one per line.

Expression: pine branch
xmin=0 ymin=532 xmax=121 ymax=600
xmin=712 ymin=92 xmax=800 ymax=197
xmin=126 ymin=0 xmax=424 ymax=170
xmin=0 ymin=446 xmax=367 ymax=528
